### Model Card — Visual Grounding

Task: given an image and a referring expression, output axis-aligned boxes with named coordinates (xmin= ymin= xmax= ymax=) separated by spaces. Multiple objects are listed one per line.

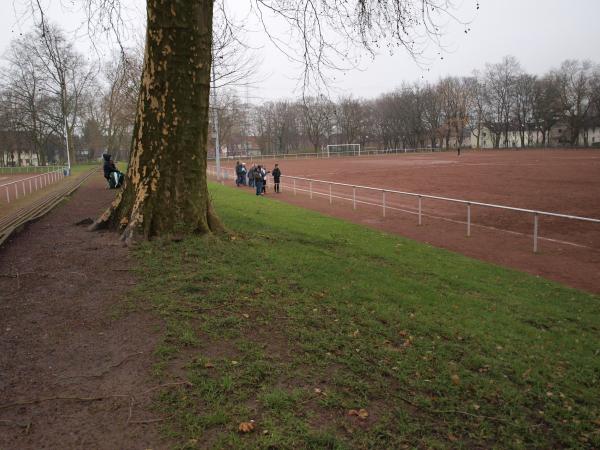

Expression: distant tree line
xmin=3 ymin=31 xmax=600 ymax=167
xmin=218 ymin=56 xmax=600 ymax=156
xmin=0 ymin=24 xmax=142 ymax=167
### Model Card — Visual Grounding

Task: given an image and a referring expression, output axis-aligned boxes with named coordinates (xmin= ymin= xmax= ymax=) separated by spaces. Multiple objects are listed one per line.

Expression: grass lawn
xmin=129 ymin=182 xmax=600 ymax=449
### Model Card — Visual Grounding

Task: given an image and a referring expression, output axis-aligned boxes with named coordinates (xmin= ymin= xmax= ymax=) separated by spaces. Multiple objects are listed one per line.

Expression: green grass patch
xmin=130 ymin=182 xmax=600 ymax=449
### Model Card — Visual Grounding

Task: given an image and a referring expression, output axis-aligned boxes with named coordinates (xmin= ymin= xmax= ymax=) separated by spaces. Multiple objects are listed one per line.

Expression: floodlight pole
xmin=64 ymin=115 xmax=71 ymax=174
xmin=211 ymin=57 xmax=221 ymax=180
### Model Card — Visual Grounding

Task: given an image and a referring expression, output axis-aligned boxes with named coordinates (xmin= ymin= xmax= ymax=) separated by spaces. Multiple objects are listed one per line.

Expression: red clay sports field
xmin=217 ymin=149 xmax=600 ymax=293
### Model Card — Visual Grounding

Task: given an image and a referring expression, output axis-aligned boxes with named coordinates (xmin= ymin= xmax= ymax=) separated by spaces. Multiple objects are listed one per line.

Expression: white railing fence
xmin=208 ymin=146 xmax=600 ymax=163
xmin=207 ymin=147 xmax=454 ymax=162
xmin=207 ymin=165 xmax=600 ymax=254
xmin=0 ymin=165 xmax=66 ymax=175
xmin=0 ymin=169 xmax=66 ymax=205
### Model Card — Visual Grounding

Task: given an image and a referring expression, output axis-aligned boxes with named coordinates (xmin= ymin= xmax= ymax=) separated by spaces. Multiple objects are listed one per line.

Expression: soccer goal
xmin=325 ymin=143 xmax=361 ymax=157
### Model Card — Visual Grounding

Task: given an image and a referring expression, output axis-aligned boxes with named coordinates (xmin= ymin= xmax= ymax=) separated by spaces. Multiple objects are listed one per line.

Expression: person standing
xmin=254 ymin=165 xmax=264 ymax=195
xmin=261 ymin=166 xmax=270 ymax=194
xmin=241 ymin=163 xmax=247 ymax=185
xmin=248 ymin=165 xmax=255 ymax=188
xmin=235 ymin=160 xmax=242 ymax=186
xmin=272 ymin=164 xmax=282 ymax=193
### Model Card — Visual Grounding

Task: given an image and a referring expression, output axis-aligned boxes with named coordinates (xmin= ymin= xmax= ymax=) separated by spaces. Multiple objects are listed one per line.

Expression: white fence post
xmin=382 ymin=190 xmax=386 ymax=217
xmin=15 ymin=184 xmax=18 ymax=199
xmin=467 ymin=203 xmax=471 ymax=237
xmin=5 ymin=186 xmax=9 ymax=203
xmin=310 ymin=181 xmax=313 ymax=199
xmin=533 ymin=212 xmax=539 ymax=253
xmin=418 ymin=196 xmax=422 ymax=225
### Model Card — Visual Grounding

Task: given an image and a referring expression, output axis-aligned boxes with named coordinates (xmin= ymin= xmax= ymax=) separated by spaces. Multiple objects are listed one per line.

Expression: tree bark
xmin=91 ymin=0 xmax=222 ymax=244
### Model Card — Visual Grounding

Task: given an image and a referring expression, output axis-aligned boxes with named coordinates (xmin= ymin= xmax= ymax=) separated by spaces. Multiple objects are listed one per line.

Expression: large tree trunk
xmin=91 ymin=0 xmax=222 ymax=244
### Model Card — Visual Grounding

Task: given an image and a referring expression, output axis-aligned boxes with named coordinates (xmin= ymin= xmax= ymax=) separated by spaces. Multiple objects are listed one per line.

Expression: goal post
xmin=325 ymin=143 xmax=361 ymax=157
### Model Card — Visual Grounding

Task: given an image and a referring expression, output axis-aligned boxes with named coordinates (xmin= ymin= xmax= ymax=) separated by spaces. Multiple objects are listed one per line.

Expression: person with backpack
xmin=102 ymin=154 xmax=124 ymax=189
xmin=254 ymin=165 xmax=264 ymax=195
xmin=272 ymin=164 xmax=281 ymax=193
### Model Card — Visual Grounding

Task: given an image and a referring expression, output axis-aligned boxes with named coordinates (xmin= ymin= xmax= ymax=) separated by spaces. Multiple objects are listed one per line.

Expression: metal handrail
xmin=281 ymin=175 xmax=600 ymax=224
xmin=0 ymin=169 xmax=63 ymax=188
xmin=1 ymin=169 xmax=65 ymax=204
xmin=207 ymin=165 xmax=600 ymax=253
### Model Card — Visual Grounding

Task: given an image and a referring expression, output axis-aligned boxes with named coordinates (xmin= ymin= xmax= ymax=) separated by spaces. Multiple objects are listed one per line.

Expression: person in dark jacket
xmin=102 ymin=153 xmax=112 ymax=180
xmin=103 ymin=153 xmax=123 ymax=188
xmin=103 ymin=153 xmax=114 ymax=180
xmin=272 ymin=164 xmax=281 ymax=193
xmin=254 ymin=165 xmax=264 ymax=195
xmin=248 ymin=165 xmax=255 ymax=188
xmin=235 ymin=161 xmax=242 ymax=186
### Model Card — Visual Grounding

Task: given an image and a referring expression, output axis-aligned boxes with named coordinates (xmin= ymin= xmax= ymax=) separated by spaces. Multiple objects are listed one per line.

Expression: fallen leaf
xmin=357 ymin=409 xmax=369 ymax=419
xmin=242 ymin=313 xmax=250 ymax=319
xmin=522 ymin=367 xmax=532 ymax=379
xmin=348 ymin=409 xmax=368 ymax=420
xmin=231 ymin=360 xmax=238 ymax=365
xmin=204 ymin=362 xmax=215 ymax=368
xmin=352 ymin=329 xmax=359 ymax=337
xmin=451 ymin=374 xmax=460 ymax=385
xmin=314 ymin=388 xmax=322 ymax=394
xmin=447 ymin=433 xmax=458 ymax=442
xmin=238 ymin=421 xmax=255 ymax=433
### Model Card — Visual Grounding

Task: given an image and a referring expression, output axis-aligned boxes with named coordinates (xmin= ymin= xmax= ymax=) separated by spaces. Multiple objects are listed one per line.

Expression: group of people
xmin=235 ymin=161 xmax=282 ymax=196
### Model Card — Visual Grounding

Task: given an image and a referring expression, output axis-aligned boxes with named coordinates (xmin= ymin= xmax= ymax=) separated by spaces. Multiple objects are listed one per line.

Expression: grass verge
xmin=130 ymin=182 xmax=600 ymax=449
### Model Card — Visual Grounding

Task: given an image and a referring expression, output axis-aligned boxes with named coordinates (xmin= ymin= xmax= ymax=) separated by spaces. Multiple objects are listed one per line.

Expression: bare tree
xmin=1 ymin=36 xmax=47 ymax=164
xmin=554 ymin=60 xmax=594 ymax=145
xmin=301 ymin=95 xmax=334 ymax=153
xmin=100 ymin=50 xmax=141 ymax=160
xmin=530 ymin=76 xmax=561 ymax=146
xmin=33 ymin=24 xmax=96 ymax=164
xmin=422 ymin=83 xmax=444 ymax=148
xmin=513 ymin=73 xmax=536 ymax=147
xmin=483 ymin=56 xmax=521 ymax=147
xmin=335 ymin=96 xmax=365 ymax=145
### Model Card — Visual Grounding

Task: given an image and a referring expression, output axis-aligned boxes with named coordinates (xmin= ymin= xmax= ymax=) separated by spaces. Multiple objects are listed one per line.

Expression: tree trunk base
xmin=89 ymin=192 xmax=225 ymax=246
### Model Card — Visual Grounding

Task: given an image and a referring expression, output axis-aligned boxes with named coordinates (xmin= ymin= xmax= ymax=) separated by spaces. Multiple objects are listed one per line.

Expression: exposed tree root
xmin=0 ymin=381 xmax=193 ymax=411
xmin=57 ymin=352 xmax=145 ymax=380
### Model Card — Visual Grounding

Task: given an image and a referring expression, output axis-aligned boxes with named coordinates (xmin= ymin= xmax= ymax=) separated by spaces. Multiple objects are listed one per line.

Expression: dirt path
xmin=0 ymin=174 xmax=169 ymax=449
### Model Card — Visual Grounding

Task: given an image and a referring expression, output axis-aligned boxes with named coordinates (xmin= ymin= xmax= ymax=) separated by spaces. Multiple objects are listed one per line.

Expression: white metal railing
xmin=207 ymin=146 xmax=600 ymax=162
xmin=206 ymin=147 xmax=455 ymax=162
xmin=207 ymin=165 xmax=600 ymax=253
xmin=0 ymin=169 xmax=66 ymax=205
xmin=0 ymin=165 xmax=66 ymax=175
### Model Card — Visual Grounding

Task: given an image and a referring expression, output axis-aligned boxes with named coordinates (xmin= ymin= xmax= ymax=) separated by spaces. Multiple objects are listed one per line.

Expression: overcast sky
xmin=1 ymin=0 xmax=599 ymax=102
